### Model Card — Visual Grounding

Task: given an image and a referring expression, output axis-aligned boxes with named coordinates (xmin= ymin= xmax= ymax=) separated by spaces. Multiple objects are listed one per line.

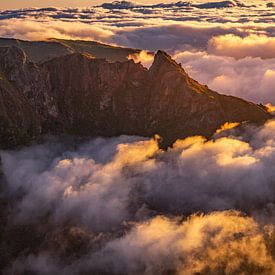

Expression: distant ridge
xmin=0 ymin=37 xmax=140 ymax=63
xmin=99 ymin=0 xmax=250 ymax=10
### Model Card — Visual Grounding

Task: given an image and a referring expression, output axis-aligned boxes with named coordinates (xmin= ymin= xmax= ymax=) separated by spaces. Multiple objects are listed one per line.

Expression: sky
xmin=0 ymin=0 xmax=168 ymax=9
xmin=0 ymin=0 xmax=265 ymax=9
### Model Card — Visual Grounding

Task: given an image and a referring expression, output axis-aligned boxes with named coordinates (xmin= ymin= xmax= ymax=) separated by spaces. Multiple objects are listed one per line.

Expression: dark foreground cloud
xmin=9 ymin=211 xmax=275 ymax=275
xmin=1 ymin=119 xmax=275 ymax=274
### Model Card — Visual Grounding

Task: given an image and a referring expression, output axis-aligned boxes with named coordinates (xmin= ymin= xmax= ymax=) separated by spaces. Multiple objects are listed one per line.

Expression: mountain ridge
xmin=0 ymin=41 xmax=271 ymax=149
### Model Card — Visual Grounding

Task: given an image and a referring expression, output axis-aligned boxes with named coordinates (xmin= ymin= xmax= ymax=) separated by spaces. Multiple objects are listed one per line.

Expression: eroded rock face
xmin=0 ymin=46 xmax=271 ymax=149
xmin=0 ymin=47 xmax=40 ymax=147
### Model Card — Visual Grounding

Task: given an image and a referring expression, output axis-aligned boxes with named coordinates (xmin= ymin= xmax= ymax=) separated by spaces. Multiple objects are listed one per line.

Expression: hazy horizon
xmin=0 ymin=0 xmax=266 ymax=10
xmin=1 ymin=0 xmax=174 ymax=10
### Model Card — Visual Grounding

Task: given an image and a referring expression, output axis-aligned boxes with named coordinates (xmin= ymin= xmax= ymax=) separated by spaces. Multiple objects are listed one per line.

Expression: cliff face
xmin=0 ymin=47 xmax=40 ymax=147
xmin=0 ymin=46 xmax=271 ymax=149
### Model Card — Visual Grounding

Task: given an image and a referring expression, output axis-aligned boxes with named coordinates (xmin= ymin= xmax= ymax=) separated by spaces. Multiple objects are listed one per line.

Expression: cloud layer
xmin=2 ymin=119 xmax=275 ymax=273
xmin=0 ymin=1 xmax=274 ymax=52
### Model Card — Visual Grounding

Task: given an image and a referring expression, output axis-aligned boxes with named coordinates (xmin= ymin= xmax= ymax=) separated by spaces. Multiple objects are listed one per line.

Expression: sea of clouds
xmin=1 ymin=119 xmax=275 ymax=274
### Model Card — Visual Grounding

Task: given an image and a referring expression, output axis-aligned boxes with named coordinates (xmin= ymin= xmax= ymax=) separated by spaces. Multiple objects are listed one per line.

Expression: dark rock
xmin=0 ymin=45 xmax=271 ymax=149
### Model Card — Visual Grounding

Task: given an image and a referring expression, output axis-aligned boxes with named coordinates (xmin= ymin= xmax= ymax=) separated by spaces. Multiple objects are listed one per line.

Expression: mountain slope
xmin=0 ymin=37 xmax=140 ymax=63
xmin=0 ymin=44 xmax=271 ymax=149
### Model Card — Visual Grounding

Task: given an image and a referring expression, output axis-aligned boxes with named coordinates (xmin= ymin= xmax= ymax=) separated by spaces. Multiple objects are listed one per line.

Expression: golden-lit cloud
xmin=208 ymin=34 xmax=275 ymax=59
xmin=127 ymin=50 xmax=154 ymax=68
xmin=266 ymin=103 xmax=275 ymax=114
xmin=101 ymin=211 xmax=274 ymax=274
xmin=215 ymin=122 xmax=240 ymax=134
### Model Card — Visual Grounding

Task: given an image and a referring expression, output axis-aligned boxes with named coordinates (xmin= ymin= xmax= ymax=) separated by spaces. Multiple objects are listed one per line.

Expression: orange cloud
xmin=215 ymin=122 xmax=240 ymax=134
xmin=105 ymin=211 xmax=275 ymax=274
xmin=208 ymin=34 xmax=275 ymax=59
xmin=128 ymin=50 xmax=154 ymax=68
xmin=265 ymin=103 xmax=275 ymax=114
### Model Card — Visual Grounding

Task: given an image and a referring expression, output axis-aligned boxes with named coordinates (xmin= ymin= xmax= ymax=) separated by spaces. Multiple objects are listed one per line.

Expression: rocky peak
xmin=149 ymin=50 xmax=187 ymax=75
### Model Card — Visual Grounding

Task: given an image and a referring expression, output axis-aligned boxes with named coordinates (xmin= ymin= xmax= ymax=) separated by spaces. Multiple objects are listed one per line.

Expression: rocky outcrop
xmin=0 ymin=45 xmax=271 ymax=149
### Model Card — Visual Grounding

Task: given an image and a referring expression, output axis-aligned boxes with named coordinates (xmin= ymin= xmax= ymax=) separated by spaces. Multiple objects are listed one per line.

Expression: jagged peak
xmin=153 ymin=50 xmax=177 ymax=66
xmin=149 ymin=50 xmax=186 ymax=75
